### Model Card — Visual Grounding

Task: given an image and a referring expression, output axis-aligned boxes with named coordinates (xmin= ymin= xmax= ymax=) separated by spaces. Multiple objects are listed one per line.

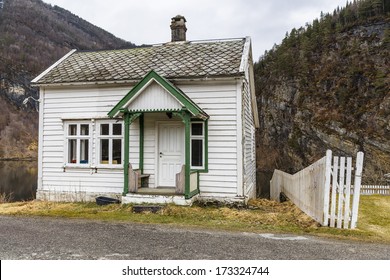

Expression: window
xmin=66 ymin=123 xmax=90 ymax=165
xmin=98 ymin=122 xmax=123 ymax=165
xmin=190 ymin=122 xmax=204 ymax=169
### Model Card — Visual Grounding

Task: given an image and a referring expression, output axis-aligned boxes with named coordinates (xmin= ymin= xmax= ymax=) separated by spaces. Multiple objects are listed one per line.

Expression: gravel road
xmin=0 ymin=215 xmax=389 ymax=260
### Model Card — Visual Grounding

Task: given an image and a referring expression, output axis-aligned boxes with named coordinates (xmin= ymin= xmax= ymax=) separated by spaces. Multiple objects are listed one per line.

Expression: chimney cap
xmin=171 ymin=15 xmax=187 ymax=22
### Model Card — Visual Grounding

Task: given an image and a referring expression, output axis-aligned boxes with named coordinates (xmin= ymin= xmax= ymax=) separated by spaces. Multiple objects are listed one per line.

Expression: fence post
xmin=350 ymin=152 xmax=364 ymax=229
xmin=343 ymin=157 xmax=352 ymax=229
xmin=337 ymin=157 xmax=346 ymax=228
xmin=330 ymin=156 xmax=339 ymax=227
xmin=322 ymin=150 xmax=332 ymax=226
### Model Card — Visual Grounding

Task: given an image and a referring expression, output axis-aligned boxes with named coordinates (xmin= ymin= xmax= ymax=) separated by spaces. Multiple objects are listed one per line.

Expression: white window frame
xmin=190 ymin=122 xmax=205 ymax=170
xmin=96 ymin=120 xmax=124 ymax=167
xmin=64 ymin=121 xmax=92 ymax=167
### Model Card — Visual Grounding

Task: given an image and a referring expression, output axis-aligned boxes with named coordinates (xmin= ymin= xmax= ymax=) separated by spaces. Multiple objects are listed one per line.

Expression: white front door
xmin=158 ymin=123 xmax=184 ymax=187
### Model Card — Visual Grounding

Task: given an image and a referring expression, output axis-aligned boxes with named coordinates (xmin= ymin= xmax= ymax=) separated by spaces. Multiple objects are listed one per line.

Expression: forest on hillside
xmin=256 ymin=0 xmax=389 ymax=78
xmin=0 ymin=0 xmax=134 ymax=159
xmin=0 ymin=0 xmax=132 ymax=75
xmin=254 ymin=0 xmax=389 ymax=189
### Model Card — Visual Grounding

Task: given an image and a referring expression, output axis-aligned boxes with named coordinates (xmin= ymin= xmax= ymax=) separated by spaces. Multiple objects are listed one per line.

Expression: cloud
xmin=44 ymin=0 xmax=348 ymax=60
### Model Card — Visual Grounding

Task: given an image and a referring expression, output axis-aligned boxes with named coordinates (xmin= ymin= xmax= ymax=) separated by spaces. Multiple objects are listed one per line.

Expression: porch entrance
xmin=109 ymin=70 xmax=207 ymax=199
xmin=157 ymin=122 xmax=184 ymax=187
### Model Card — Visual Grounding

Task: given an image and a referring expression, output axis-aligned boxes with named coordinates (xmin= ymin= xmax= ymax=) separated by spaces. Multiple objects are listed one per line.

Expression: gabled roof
xmin=108 ymin=70 xmax=208 ymax=119
xmin=32 ymin=38 xmax=248 ymax=85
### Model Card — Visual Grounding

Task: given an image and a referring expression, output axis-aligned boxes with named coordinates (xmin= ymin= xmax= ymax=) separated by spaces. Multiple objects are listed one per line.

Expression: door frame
xmin=155 ymin=121 xmax=185 ymax=187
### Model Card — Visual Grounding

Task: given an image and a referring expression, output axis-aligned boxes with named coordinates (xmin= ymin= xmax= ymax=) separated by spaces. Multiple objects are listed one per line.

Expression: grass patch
xmin=357 ymin=195 xmax=390 ymax=241
xmin=1 ymin=196 xmax=389 ymax=243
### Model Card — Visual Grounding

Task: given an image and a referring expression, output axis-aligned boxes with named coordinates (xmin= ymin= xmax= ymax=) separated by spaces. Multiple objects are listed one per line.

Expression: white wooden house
xmin=32 ymin=16 xmax=259 ymax=205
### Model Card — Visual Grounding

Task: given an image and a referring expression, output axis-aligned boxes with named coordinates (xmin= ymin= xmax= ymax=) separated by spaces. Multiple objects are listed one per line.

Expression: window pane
xmin=80 ymin=125 xmax=89 ymax=136
xmin=191 ymin=123 xmax=203 ymax=136
xmin=112 ymin=139 xmax=122 ymax=164
xmin=69 ymin=125 xmax=77 ymax=136
xmin=68 ymin=139 xmax=77 ymax=163
xmin=80 ymin=140 xmax=89 ymax=164
xmin=100 ymin=139 xmax=109 ymax=164
xmin=113 ymin=123 xmax=122 ymax=135
xmin=191 ymin=139 xmax=203 ymax=167
xmin=101 ymin=124 xmax=109 ymax=135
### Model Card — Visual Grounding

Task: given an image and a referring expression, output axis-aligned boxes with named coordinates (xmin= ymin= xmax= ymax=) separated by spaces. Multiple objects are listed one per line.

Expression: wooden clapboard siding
xmin=40 ymin=86 xmax=132 ymax=194
xmin=129 ymin=82 xmax=182 ymax=111
xmin=242 ymin=79 xmax=256 ymax=198
xmin=181 ymin=82 xmax=239 ymax=197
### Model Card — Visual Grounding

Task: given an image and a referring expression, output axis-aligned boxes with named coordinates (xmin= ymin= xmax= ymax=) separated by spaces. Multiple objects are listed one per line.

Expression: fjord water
xmin=0 ymin=161 xmax=37 ymax=202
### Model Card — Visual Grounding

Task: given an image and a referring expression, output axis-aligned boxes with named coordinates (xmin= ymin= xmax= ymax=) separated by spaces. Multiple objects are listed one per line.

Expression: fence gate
xmin=270 ymin=150 xmax=364 ymax=230
xmin=323 ymin=151 xmax=364 ymax=229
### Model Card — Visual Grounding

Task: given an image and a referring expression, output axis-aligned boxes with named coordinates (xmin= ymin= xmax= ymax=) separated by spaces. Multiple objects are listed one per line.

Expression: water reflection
xmin=0 ymin=161 xmax=37 ymax=202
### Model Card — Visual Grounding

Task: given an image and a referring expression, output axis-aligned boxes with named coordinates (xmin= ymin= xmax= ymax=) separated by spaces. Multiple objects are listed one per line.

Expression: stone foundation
xmin=36 ymin=190 xmax=122 ymax=203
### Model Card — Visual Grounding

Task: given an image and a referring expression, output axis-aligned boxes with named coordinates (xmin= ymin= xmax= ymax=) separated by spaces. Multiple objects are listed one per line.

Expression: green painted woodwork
xmin=184 ymin=111 xmax=191 ymax=199
xmin=123 ymin=113 xmax=130 ymax=195
xmin=176 ymin=114 xmax=209 ymax=174
xmin=139 ymin=114 xmax=144 ymax=174
xmin=129 ymin=113 xmax=142 ymax=124
xmin=204 ymin=119 xmax=209 ymax=173
xmin=123 ymin=112 xmax=142 ymax=195
xmin=108 ymin=70 xmax=208 ymax=120
xmin=127 ymin=109 xmax=181 ymax=113
xmin=188 ymin=189 xmax=200 ymax=199
xmin=190 ymin=119 xmax=209 ymax=173
xmin=187 ymin=171 xmax=200 ymax=199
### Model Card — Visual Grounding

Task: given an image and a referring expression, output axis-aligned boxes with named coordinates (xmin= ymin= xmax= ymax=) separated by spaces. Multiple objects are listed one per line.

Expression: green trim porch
xmin=108 ymin=70 xmax=209 ymax=202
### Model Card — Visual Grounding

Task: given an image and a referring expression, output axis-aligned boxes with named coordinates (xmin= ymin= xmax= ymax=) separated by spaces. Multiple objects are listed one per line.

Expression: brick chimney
xmin=170 ymin=15 xmax=187 ymax=42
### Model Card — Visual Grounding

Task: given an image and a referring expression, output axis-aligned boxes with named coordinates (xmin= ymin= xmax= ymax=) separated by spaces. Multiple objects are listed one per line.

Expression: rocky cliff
xmin=255 ymin=1 xmax=389 ymax=194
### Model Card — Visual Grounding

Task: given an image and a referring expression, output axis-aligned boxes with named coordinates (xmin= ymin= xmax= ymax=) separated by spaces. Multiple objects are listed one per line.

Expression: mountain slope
xmin=0 ymin=0 xmax=135 ymax=158
xmin=255 ymin=0 xmax=390 ymax=192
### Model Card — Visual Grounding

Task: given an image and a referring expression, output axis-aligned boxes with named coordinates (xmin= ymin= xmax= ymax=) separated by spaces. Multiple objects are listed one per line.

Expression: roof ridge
xmin=185 ymin=37 xmax=246 ymax=44
xmin=74 ymin=38 xmax=247 ymax=53
xmin=75 ymin=45 xmax=152 ymax=53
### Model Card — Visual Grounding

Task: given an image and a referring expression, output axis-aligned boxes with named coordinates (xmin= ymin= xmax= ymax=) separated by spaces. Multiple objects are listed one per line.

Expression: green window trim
xmin=189 ymin=119 xmax=208 ymax=173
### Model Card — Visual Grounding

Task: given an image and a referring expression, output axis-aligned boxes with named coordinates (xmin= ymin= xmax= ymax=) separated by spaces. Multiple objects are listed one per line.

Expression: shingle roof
xmin=34 ymin=38 xmax=247 ymax=85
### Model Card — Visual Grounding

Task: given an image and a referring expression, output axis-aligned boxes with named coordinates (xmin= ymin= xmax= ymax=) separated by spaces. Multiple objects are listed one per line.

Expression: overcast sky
xmin=43 ymin=0 xmax=348 ymax=61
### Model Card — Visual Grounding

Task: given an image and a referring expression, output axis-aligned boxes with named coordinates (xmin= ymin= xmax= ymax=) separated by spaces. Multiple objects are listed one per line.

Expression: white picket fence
xmin=355 ymin=185 xmax=390 ymax=195
xmin=270 ymin=150 xmax=364 ymax=229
